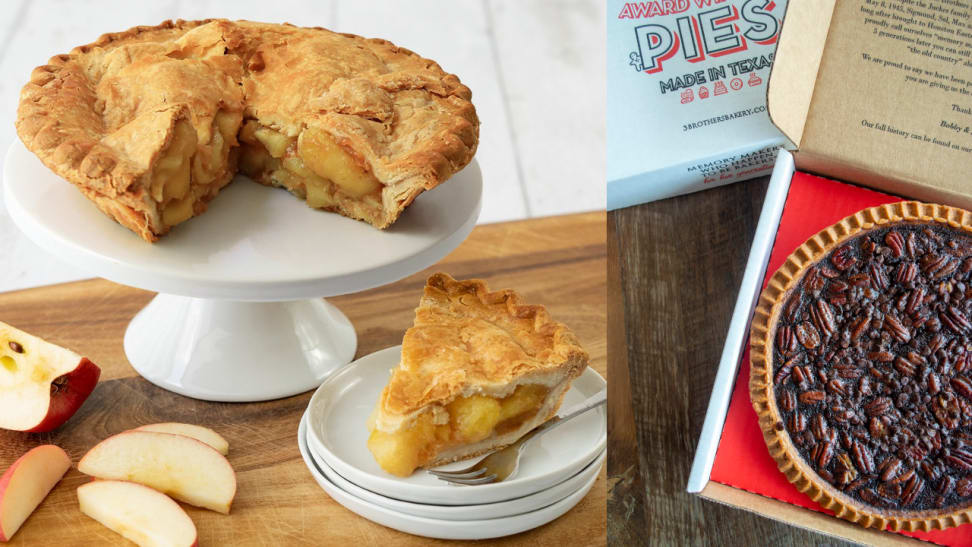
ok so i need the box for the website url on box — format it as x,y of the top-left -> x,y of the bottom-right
682,105 -> 767,132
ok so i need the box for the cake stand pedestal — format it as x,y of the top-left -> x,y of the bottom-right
3,141 -> 481,402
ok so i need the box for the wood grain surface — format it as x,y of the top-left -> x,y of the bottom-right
607,180 -> 856,545
0,212 -> 606,546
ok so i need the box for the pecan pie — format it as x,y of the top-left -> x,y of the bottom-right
366,273 -> 589,477
751,202 -> 972,531
16,20 -> 479,242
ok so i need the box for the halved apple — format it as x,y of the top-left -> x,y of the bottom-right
78,480 -> 198,547
133,423 -> 229,455
0,321 -> 101,432
78,431 -> 236,513
0,445 -> 72,541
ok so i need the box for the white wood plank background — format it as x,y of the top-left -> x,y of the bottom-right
0,0 -> 605,293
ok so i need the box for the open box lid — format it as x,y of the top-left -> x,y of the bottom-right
767,0 -> 972,208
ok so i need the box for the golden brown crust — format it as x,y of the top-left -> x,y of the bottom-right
15,19 -> 479,240
375,272 -> 589,432
750,201 -> 972,531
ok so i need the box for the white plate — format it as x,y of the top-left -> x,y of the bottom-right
297,412 -> 600,540
301,411 -> 604,520
3,141 -> 482,300
306,346 -> 606,505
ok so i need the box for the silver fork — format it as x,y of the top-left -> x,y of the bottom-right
428,389 -> 606,485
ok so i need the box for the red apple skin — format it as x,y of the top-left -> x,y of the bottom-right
0,445 -> 72,541
24,358 -> 101,433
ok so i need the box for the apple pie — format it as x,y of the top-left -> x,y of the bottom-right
367,273 -> 589,477
16,20 -> 479,242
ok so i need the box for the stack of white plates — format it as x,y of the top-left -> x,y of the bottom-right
297,346 -> 607,540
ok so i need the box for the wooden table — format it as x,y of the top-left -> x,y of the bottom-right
0,212 -> 606,546
607,180 -> 856,545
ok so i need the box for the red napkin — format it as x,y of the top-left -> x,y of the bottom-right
709,171 -> 971,546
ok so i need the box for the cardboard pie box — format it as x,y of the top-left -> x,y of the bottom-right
606,0 -> 788,210
688,0 -> 972,544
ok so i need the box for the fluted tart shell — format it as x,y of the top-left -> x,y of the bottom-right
750,201 -> 972,532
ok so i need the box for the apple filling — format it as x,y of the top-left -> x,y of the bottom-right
191,110 -> 239,187
152,112 -> 240,229
368,384 -> 549,477
237,121 -> 382,212
151,119 -> 197,227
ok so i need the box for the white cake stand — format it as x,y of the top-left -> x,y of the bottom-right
2,141 -> 481,402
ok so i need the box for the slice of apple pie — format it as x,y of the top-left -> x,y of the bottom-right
367,273 -> 589,477
16,20 -> 479,242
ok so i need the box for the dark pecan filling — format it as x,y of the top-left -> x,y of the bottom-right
773,221 -> 972,512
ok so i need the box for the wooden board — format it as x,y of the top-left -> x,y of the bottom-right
608,179 -> 858,545
0,212 -> 606,546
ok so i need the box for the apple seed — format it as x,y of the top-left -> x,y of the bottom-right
50,376 -> 68,395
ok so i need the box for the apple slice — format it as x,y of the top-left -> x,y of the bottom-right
78,480 -> 198,547
78,431 -> 236,513
133,423 -> 229,455
0,445 -> 72,541
0,321 -> 100,432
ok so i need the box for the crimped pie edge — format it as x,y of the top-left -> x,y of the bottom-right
374,271 -> 590,433
749,201 -> 972,532
425,271 -> 591,372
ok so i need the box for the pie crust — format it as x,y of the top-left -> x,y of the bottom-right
751,201 -> 972,531
16,20 -> 479,242
367,272 -> 589,476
